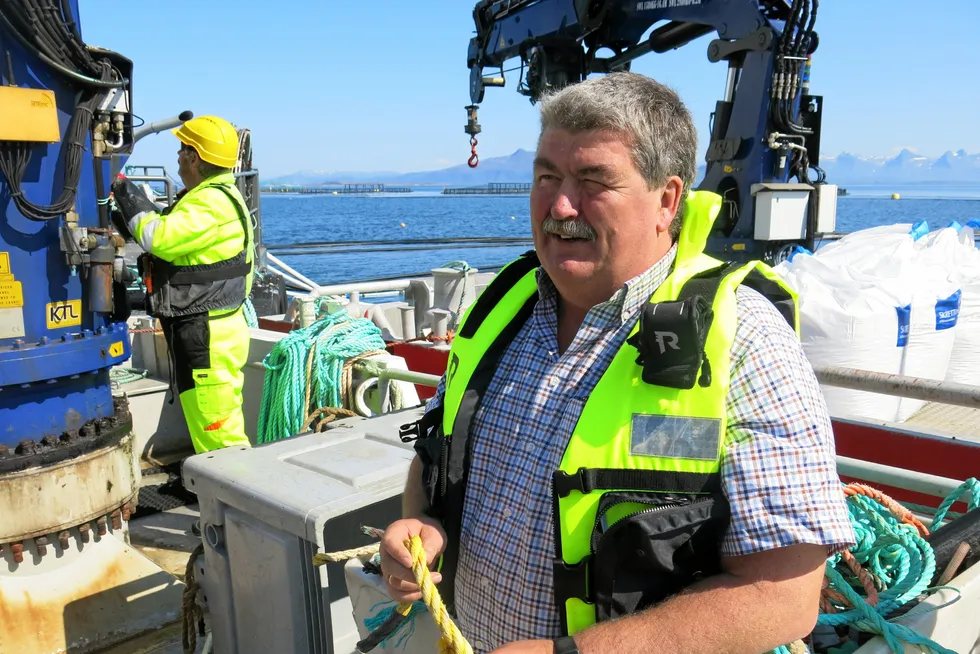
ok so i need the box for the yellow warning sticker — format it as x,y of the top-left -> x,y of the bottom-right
108,341 -> 125,357
0,252 -> 24,308
46,299 -> 82,329
0,280 -> 23,308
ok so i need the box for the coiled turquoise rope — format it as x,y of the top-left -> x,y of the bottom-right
243,297 -> 258,328
256,304 -> 386,443
773,477 -> 980,654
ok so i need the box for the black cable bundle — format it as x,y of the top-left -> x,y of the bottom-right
769,0 -> 818,136
0,0 -> 127,222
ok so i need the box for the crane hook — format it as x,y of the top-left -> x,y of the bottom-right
468,136 -> 479,168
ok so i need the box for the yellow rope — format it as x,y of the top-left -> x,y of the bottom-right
404,534 -> 473,654
311,542 -> 380,565
312,533 -> 472,653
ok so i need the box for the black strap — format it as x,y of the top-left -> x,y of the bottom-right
552,557 -> 591,614
166,259 -> 251,285
677,261 -> 797,331
209,184 -> 252,253
152,184 -> 252,286
552,636 -> 581,654
552,467 -> 721,498
673,261 -> 739,332
438,293 -> 538,615
458,250 -> 539,339
741,268 -> 796,329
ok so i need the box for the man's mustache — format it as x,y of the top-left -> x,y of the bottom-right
542,216 -> 596,240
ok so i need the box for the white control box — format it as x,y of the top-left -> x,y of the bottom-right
816,183 -> 838,234
752,182 -> 812,241
752,182 -> 840,241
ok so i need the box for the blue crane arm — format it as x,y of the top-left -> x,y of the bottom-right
465,0 -> 830,263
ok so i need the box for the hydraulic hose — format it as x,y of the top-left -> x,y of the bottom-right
0,8 -> 124,88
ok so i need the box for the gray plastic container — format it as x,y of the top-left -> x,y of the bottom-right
183,406 -> 425,654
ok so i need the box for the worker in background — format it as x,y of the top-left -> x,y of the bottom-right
380,72 -> 855,654
110,115 -> 253,456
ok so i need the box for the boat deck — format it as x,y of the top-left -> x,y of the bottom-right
905,402 -> 980,441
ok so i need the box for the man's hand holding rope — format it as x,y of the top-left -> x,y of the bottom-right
380,517 -> 447,602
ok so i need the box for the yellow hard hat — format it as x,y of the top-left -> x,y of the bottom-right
172,115 -> 239,168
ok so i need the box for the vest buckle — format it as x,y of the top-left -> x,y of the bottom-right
400,406 -> 443,443
553,468 -> 593,498
398,422 -> 421,443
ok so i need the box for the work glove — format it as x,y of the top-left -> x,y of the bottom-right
110,174 -> 158,238
109,203 -> 134,241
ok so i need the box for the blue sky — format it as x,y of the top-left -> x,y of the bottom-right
78,0 -> 979,178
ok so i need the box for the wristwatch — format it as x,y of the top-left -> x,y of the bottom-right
553,636 -> 580,654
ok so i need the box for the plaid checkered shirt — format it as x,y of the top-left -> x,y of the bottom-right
424,244 -> 855,652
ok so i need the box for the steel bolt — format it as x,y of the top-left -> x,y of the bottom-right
58,531 -> 70,550
15,439 -> 36,455
95,418 -> 111,434
35,536 -> 48,557
96,516 -> 107,536
79,523 -> 91,543
11,339 -> 23,349
110,509 -> 122,530
37,336 -> 48,346
10,542 -> 24,564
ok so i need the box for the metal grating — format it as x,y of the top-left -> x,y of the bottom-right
300,537 -> 328,654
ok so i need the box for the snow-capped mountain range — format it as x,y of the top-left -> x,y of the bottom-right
264,148 -> 980,187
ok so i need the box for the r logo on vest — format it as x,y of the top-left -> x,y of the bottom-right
628,297 -> 713,389
653,330 -> 680,354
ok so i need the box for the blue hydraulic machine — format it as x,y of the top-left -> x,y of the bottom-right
0,2 -> 191,651
0,0 -> 134,459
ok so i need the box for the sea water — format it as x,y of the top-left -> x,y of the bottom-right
261,186 -> 980,286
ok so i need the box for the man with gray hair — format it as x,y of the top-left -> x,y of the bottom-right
381,72 -> 854,653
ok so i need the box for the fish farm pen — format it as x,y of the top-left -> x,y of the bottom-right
442,182 -> 532,195
261,184 -> 414,194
